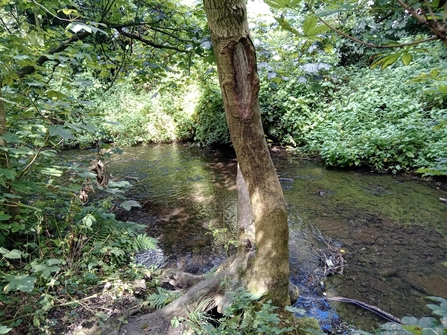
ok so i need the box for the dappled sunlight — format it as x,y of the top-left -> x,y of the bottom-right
109,144 -> 447,328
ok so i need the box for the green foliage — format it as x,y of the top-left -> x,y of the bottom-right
172,287 -> 294,335
357,297 -> 447,335
146,287 -> 181,310
192,79 -> 230,146
259,46 -> 447,172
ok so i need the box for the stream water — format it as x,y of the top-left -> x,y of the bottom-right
104,143 -> 447,331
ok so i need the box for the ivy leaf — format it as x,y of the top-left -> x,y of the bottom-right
121,200 -> 142,211
39,293 -> 54,312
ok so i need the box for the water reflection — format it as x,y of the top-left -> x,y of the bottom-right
107,144 -> 447,331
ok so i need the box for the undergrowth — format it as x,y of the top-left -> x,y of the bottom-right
0,149 -> 158,334
171,286 -> 309,335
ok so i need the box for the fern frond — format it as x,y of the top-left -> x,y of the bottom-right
147,287 -> 181,309
132,234 -> 157,252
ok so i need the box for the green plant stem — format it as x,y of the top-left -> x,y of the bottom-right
16,133 -> 50,181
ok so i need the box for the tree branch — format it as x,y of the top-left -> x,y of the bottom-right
115,27 -> 190,52
396,0 -> 447,46
17,31 -> 91,77
319,16 -> 438,48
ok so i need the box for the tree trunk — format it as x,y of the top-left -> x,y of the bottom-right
0,86 -> 7,168
120,3 -> 291,333
203,0 -> 290,306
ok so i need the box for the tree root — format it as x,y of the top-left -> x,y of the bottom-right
119,252 -> 300,335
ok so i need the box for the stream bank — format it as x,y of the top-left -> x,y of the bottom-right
109,143 -> 447,331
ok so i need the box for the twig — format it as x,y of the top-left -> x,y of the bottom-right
16,133 -> 50,180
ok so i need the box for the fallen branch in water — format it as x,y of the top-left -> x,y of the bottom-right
326,296 -> 402,324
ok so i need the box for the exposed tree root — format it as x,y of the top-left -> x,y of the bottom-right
119,252 -> 300,335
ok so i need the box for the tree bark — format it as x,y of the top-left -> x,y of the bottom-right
0,86 -> 8,168
120,3 -> 292,333
203,0 -> 290,306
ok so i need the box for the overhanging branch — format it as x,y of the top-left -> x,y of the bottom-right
319,16 -> 438,48
115,27 -> 190,53
17,31 -> 91,77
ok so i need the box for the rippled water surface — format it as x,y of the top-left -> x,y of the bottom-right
105,143 -> 447,330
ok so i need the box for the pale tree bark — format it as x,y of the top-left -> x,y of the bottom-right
203,0 -> 290,306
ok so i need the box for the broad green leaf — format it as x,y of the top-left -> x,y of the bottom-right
96,311 -> 109,321
402,325 -> 422,335
13,55 -> 30,60
40,167 -> 63,177
47,259 -> 62,266
10,223 -> 25,233
31,264 -> 47,272
82,214 -> 96,228
371,53 -> 400,70
0,213 -> 12,221
108,181 -> 132,188
264,0 -> 300,9
401,52 -> 413,65
39,293 -> 54,312
380,53 -> 400,70
274,17 -> 301,36
121,200 -> 142,211
0,248 -> 26,259
285,306 -> 306,314
58,8 -> 80,16
66,22 -> 108,36
303,16 -> 318,35
46,90 -> 67,99
402,316 -> 419,325
0,132 -> 22,143
49,125 -> 75,140
309,24 -> 330,35
0,325 -> 12,334
3,275 -> 36,293
0,168 -> 17,181
42,266 -> 61,279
